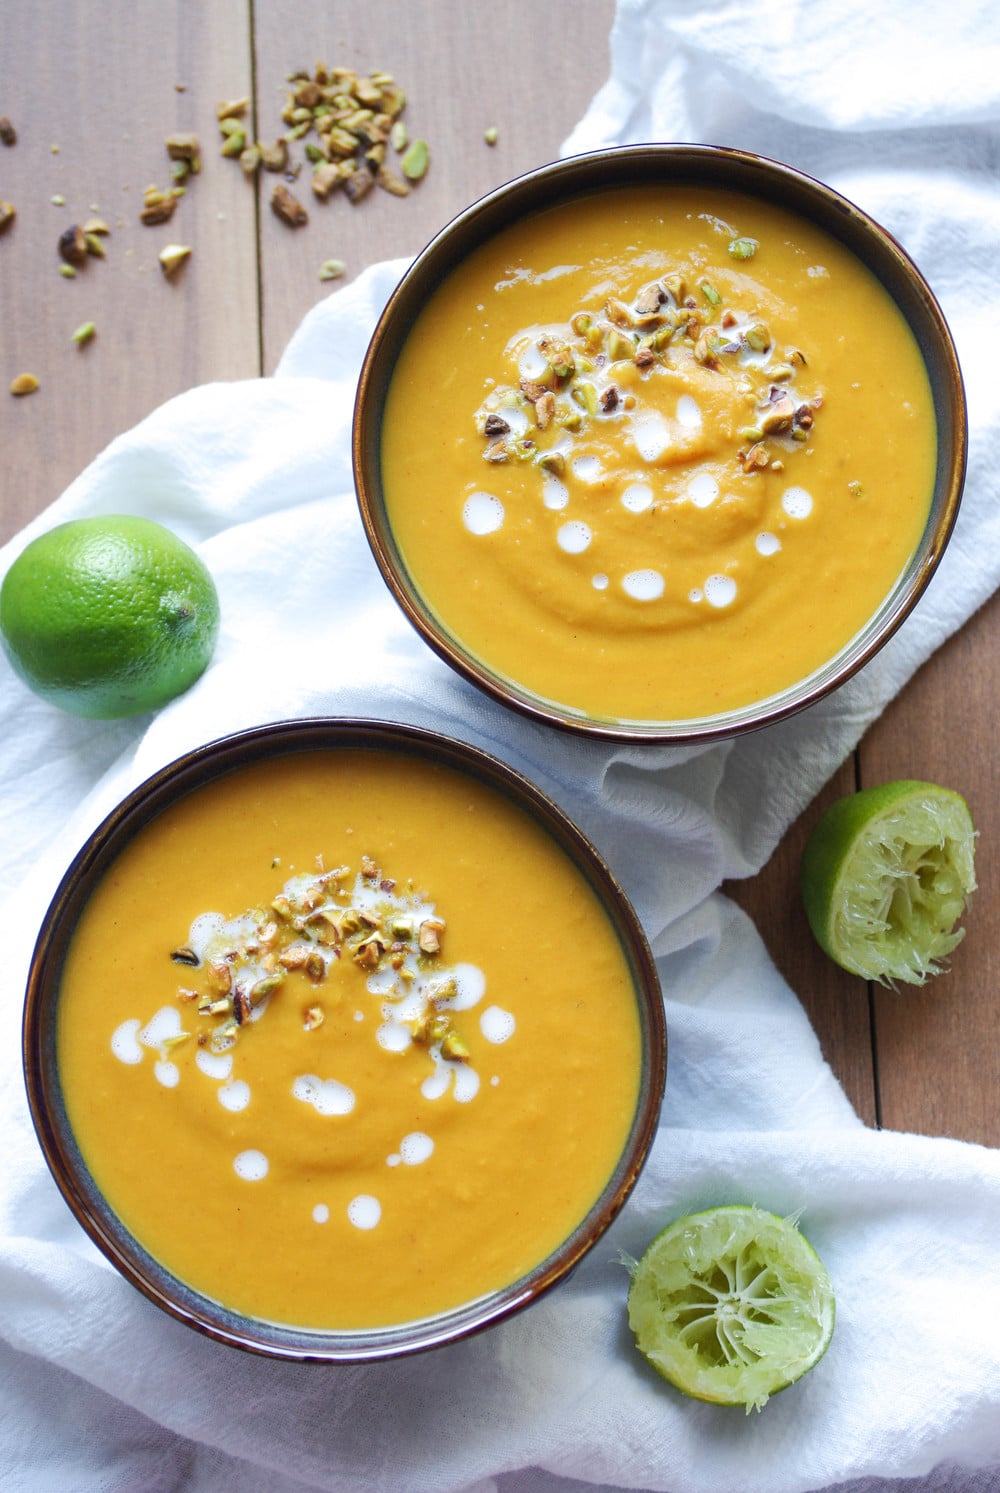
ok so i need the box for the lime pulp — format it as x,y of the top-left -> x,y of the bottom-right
627,1204 -> 835,1412
800,780 -> 976,986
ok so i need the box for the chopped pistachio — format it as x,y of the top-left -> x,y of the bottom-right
484,125 -> 499,146
50,193 -> 66,207
240,144 -> 261,177
216,97 -> 249,120
84,233 -> 105,258
319,257 -> 346,281
58,224 -> 88,264
400,138 -> 429,182
699,279 -> 722,307
139,193 -> 177,226
71,321 -> 96,345
0,201 -> 15,234
375,165 -> 409,197
59,263 -> 76,278
848,480 -> 865,498
165,131 -> 201,161
440,1029 -> 470,1061
170,158 -> 190,181
311,162 -> 342,200
9,373 -> 39,396
259,138 -> 289,172
220,130 -> 246,158
218,116 -> 245,137
389,119 -> 408,152
270,182 -> 308,226
303,1004 -> 324,1031
158,243 -> 192,276
728,236 -> 758,260
83,216 -> 110,236
343,165 -> 374,203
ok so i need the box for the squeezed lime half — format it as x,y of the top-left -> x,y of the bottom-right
627,1204 -> 835,1412
801,779 -> 976,985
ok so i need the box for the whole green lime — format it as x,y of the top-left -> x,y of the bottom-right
0,514 -> 220,719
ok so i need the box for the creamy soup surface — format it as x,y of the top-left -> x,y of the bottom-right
381,185 -> 936,722
57,749 -> 643,1330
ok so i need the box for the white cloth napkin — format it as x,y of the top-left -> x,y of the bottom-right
2,2 -> 1000,1489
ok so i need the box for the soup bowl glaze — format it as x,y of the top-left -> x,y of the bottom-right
354,144 -> 966,743
23,719 -> 665,1361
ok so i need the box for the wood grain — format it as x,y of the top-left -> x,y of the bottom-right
862,589 -> 1000,1146
0,0 -> 259,545
252,0 -> 616,369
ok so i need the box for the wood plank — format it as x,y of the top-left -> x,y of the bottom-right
727,758 -> 879,1127
252,0 -> 616,371
0,0 -> 259,546
860,588 -> 1000,1147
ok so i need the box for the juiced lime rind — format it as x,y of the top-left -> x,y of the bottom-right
627,1204 -> 835,1413
801,780 -> 976,986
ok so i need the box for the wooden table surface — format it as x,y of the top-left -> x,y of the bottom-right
2,2 -> 996,1147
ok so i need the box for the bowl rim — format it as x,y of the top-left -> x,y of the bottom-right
22,716 -> 666,1362
353,142 -> 968,744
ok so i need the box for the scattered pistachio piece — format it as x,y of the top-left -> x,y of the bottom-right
10,373 -> 39,396
0,201 -> 15,234
258,138 -> 288,172
699,279 -> 722,307
165,132 -> 201,163
343,165 -> 374,203
72,320 -> 96,346
0,117 -> 16,146
389,119 -> 408,152
84,233 -> 105,259
50,193 -> 66,207
216,97 -> 249,120
158,242 -> 192,276
319,257 -> 346,281
58,224 -> 88,264
484,125 -> 499,146
240,144 -> 261,177
400,138 -> 429,181
220,130 -> 246,158
83,216 -> 110,236
139,191 -> 178,226
271,182 -> 308,226
375,165 -> 409,197
59,263 -> 76,278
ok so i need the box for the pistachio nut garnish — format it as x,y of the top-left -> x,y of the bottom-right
270,182 -> 308,226
58,224 -> 88,265
173,854 -> 478,1067
158,243 -> 192,276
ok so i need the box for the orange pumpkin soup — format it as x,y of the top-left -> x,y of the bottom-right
381,185 -> 936,722
56,748 -> 644,1329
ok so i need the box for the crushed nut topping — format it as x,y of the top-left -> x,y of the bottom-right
171,857 -> 479,1069
474,238 -> 824,477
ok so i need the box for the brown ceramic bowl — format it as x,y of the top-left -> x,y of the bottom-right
22,719 -> 665,1361
354,144 -> 966,743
